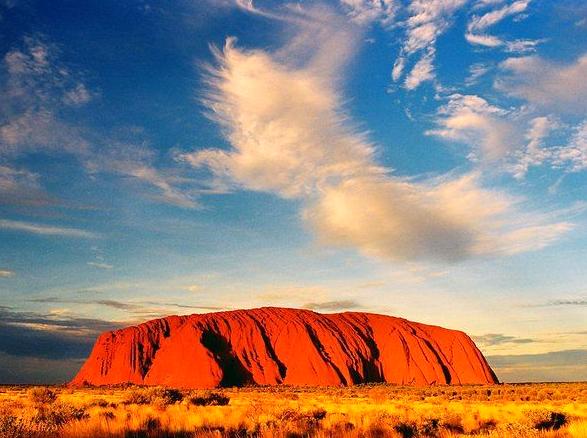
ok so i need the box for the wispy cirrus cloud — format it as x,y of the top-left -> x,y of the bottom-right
0,219 -> 97,238
87,261 -> 113,270
340,0 -> 397,26
546,298 -> 587,306
0,36 -> 91,157
85,141 -> 200,209
466,0 -> 540,53
428,91 -> 587,180
473,333 -> 537,347
465,63 -> 491,86
0,165 -> 52,207
0,36 -> 200,210
183,5 -> 571,263
391,0 -> 468,89
404,47 -> 435,90
551,121 -> 587,172
28,296 -> 226,316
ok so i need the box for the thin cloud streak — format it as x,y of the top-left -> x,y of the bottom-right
28,296 -> 226,315
303,299 -> 362,311
87,262 -> 114,270
473,333 -> 537,347
547,299 -> 587,306
0,269 -> 15,278
0,219 -> 97,238
466,0 -> 538,52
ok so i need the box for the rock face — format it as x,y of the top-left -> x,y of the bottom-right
71,307 -> 498,388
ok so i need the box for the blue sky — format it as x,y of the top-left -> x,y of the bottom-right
1,0 -> 586,383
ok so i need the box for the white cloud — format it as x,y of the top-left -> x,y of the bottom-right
86,141 -> 199,209
468,0 -> 530,32
391,0 -> 468,88
0,269 -> 15,278
63,84 -> 94,106
340,0 -> 397,26
465,62 -> 491,86
2,37 -> 95,110
466,0 -> 535,51
87,262 -> 113,270
404,47 -> 435,90
427,94 -> 520,161
0,165 -> 50,206
304,175 -> 481,262
0,37 -> 90,157
465,32 -> 503,47
504,38 -> 543,53
0,219 -> 96,238
427,96 -> 587,179
473,0 -> 508,7
186,12 -> 377,198
507,116 -> 558,179
551,120 -> 587,172
0,109 -> 88,157
430,96 -> 587,179
391,55 -> 405,81
185,7 -> 569,263
232,0 -> 285,19
306,173 -> 571,261
404,0 -> 468,54
496,53 -> 587,113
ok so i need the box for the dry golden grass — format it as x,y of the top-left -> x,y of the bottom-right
0,383 -> 586,437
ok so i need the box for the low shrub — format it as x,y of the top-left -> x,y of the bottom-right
274,407 -> 328,434
33,403 -> 88,431
0,415 -> 27,438
141,416 -> 161,431
440,412 -> 464,434
91,398 -> 109,408
535,411 -> 567,431
418,417 -> 440,436
394,421 -> 418,438
189,391 -> 230,406
123,387 -> 184,406
28,387 -> 57,405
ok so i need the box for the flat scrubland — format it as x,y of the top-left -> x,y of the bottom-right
1,383 -> 586,437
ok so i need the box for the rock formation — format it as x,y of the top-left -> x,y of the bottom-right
71,307 -> 498,388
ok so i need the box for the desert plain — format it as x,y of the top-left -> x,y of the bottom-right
1,382 -> 586,437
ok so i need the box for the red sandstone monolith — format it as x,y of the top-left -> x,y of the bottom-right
71,307 -> 498,388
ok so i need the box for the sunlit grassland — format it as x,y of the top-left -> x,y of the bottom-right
1,383 -> 586,437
